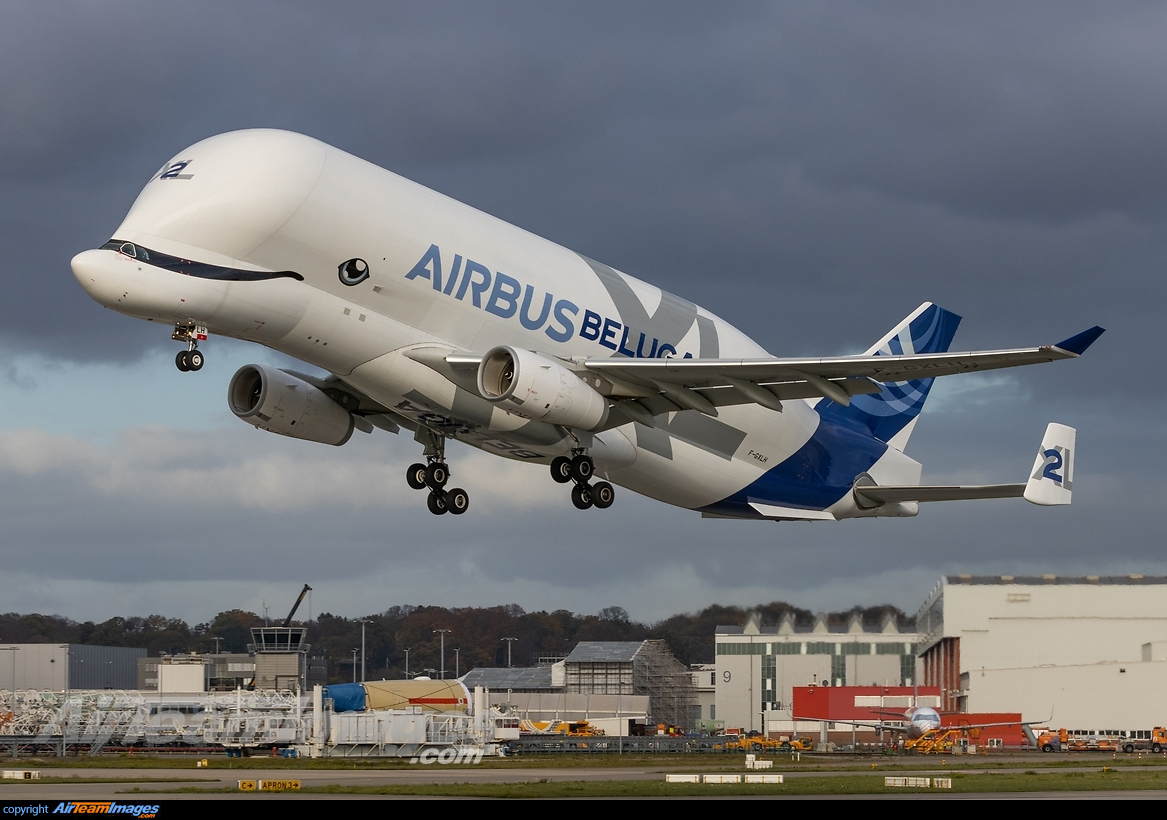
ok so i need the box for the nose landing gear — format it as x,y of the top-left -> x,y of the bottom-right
552,450 -> 614,511
173,322 -> 207,372
407,428 -> 469,516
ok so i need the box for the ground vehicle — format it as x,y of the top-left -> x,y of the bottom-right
1036,728 -> 1147,753
1119,727 -> 1166,753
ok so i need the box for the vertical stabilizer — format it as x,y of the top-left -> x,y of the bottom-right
816,303 -> 962,448
1024,423 -> 1075,505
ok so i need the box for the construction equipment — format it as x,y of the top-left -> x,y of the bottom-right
283,584 -> 312,627
519,719 -> 605,737
715,734 -> 801,753
905,728 -> 959,754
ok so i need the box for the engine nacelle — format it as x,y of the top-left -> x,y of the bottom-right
228,364 -> 354,446
477,346 -> 609,431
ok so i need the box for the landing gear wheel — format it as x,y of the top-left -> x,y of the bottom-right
571,484 -> 593,510
550,456 -> 573,484
445,488 -> 469,515
426,491 -> 448,515
591,481 -> 615,509
175,350 -> 190,372
569,454 -> 594,484
187,349 -> 204,371
425,462 -> 449,490
406,463 -> 428,490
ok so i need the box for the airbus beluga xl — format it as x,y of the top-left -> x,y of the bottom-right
71,130 -> 1102,518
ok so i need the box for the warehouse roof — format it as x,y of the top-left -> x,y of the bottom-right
564,642 -> 645,663
460,667 -> 554,689
945,574 -> 1167,586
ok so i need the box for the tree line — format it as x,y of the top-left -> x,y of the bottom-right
0,602 -> 914,684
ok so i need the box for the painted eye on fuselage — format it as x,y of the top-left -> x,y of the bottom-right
338,258 -> 370,286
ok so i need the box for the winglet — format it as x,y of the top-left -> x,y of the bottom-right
1053,326 -> 1105,355
1024,423 -> 1075,506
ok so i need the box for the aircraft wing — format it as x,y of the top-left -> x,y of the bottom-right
793,716 -> 909,733
580,326 -> 1105,416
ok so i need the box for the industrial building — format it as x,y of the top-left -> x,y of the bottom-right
0,644 -> 144,691
917,574 -> 1167,731
715,611 -> 921,734
461,640 -> 695,733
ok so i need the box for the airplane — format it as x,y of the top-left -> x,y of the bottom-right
70,129 -> 1103,518
796,696 -> 1049,740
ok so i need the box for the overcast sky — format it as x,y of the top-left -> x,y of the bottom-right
0,2 -> 1162,627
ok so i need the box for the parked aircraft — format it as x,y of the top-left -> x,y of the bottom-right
71,130 -> 1102,517
797,700 -> 1047,740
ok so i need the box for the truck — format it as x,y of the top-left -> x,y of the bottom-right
1034,727 -> 1163,753
1118,727 -> 1166,754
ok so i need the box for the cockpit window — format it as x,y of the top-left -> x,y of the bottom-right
98,238 -> 304,282
100,240 -> 149,261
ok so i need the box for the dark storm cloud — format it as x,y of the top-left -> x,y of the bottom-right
5,2 -> 1162,362
0,2 -> 1162,618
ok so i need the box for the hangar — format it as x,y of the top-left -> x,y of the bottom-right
917,575 -> 1167,731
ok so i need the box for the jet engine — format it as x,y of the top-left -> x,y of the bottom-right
477,346 -> 609,431
228,364 -> 354,446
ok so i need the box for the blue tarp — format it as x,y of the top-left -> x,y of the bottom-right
323,683 -> 366,713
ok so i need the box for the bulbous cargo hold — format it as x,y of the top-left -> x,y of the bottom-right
477,346 -> 608,431
322,679 -> 472,714
228,364 -> 355,446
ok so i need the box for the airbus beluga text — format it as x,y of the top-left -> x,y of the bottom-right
71,130 -> 1102,519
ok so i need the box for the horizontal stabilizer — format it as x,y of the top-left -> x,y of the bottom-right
854,483 -> 1024,505
852,423 -> 1076,508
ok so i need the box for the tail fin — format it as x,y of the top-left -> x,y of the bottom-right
1024,423 -> 1075,506
816,302 -> 962,448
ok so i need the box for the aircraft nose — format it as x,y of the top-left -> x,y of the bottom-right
71,248 -> 128,307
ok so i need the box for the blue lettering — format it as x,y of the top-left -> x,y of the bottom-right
442,254 -> 462,295
579,310 -> 603,341
658,343 -> 677,358
617,325 -> 637,357
546,299 -> 578,342
599,318 -> 621,350
519,285 -> 553,330
455,260 -> 492,307
636,332 -> 658,358
405,244 -> 441,284
1041,448 -> 1064,482
485,272 -> 522,319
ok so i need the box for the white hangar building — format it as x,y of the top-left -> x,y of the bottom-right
917,575 -> 1167,732
715,612 -> 922,734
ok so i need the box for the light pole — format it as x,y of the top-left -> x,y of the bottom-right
0,647 -> 18,692
404,648 -> 410,679
360,620 -> 369,683
351,649 -> 359,683
433,630 -> 450,679
502,637 -> 518,668
211,636 -> 223,654
454,648 -> 460,679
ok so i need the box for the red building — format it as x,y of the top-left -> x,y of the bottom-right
789,685 -> 1026,748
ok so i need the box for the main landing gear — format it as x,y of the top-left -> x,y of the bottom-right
173,322 -> 207,372
407,429 -> 469,516
551,450 -> 614,511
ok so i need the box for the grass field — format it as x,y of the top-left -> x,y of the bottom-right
112,769 -> 1167,797
4,751 -> 1166,771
